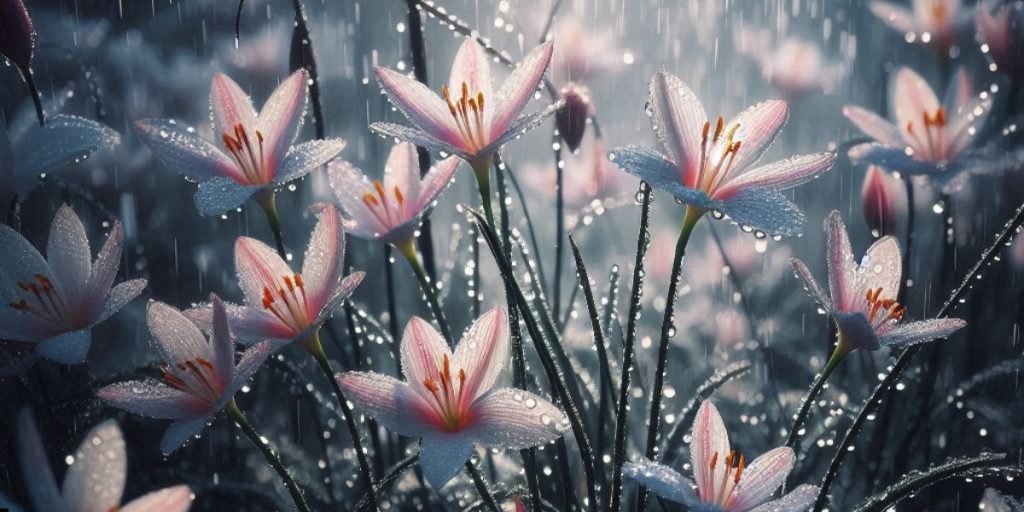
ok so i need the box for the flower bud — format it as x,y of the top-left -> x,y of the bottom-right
555,83 -> 592,153
0,0 -> 35,79
977,1 -> 1024,84
861,166 -> 907,237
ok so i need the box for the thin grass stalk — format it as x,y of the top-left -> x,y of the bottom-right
852,453 -> 1008,512
506,162 -> 549,294
553,135 -> 565,324
354,454 -> 421,510
288,0 -> 325,139
465,460 -> 501,512
396,239 -> 453,344
226,400 -> 312,512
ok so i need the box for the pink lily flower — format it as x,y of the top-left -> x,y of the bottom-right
98,295 -> 272,454
610,72 -> 836,236
843,67 -> 991,192
135,69 -> 346,216
977,0 -> 1024,84
12,410 -> 192,512
624,400 -> 817,511
870,0 -> 971,52
371,38 -> 559,174
0,205 -> 146,368
228,204 -> 364,346
326,142 -> 460,245
790,211 -> 965,354
337,308 -> 569,488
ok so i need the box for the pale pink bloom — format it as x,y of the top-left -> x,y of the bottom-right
337,308 -> 568,488
326,142 -> 459,244
610,72 -> 836,236
977,0 -> 1024,84
372,38 -> 560,171
228,204 -> 364,345
790,211 -> 965,352
98,295 -> 272,454
844,67 -> 991,190
870,0 -> 972,52
737,32 -> 844,99
12,410 -> 192,512
861,165 -> 908,237
522,136 -> 636,207
624,400 -> 816,511
135,69 -> 346,215
0,205 -> 146,368
549,17 -> 623,85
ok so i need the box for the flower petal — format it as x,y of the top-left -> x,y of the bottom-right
327,159 -> 385,239
384,141 -> 423,202
369,122 -> 465,160
731,446 -> 795,510
87,220 -> 124,308
11,115 -> 120,190
728,100 -> 789,172
892,67 -> 940,136
209,294 -> 234,386
16,410 -> 63,512
147,300 -> 211,364
419,433 -> 475,488
308,271 -> 365,334
608,145 -> 682,194
209,73 -> 257,139
467,388 -> 567,449
0,222 -> 50,289
235,236 -> 291,306
877,318 -> 966,348
92,278 -> 147,326
274,137 -> 347,185
193,177 -> 261,217
228,303 -> 295,343
302,204 -> 345,311
835,311 -> 881,351
400,316 -> 454,401
490,41 -> 553,139
860,235 -> 902,299
337,371 -> 437,436
222,341 -> 273,401
36,329 -> 91,364
842,105 -> 905,148
415,155 -> 461,212
647,72 -> 706,184
825,211 -> 856,311
717,152 -> 835,198
717,188 -> 806,237
453,307 -> 509,402
134,119 -> 241,183
790,258 -> 833,312
46,205 -> 92,307
869,1 -> 920,34
160,416 -> 209,456
375,67 -> 461,146
257,69 -> 309,172
119,485 -> 193,512
749,484 -> 819,512
97,380 -> 210,419
847,142 -> 943,176
622,459 -> 701,507
690,400 -> 730,501
62,419 -> 126,512
449,38 -> 494,119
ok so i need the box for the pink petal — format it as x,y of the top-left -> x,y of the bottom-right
419,433 -> 476,488
728,100 -> 789,172
400,316 -> 454,402
134,119 -> 243,184
859,236 -> 902,301
209,73 -> 257,139
256,69 -> 309,178
842,105 -> 905,148
647,72 -> 707,187
274,137 -> 347,185
452,307 -> 509,404
467,388 -> 567,449
690,400 -> 731,502
62,419 -> 126,512
228,304 -> 296,343
716,152 -> 835,198
384,142 -> 423,203
870,1 -> 920,33
877,318 -> 966,348
119,485 -> 193,512
301,204 -> 345,312
234,236 -> 291,307
209,294 -> 234,387
943,68 -> 973,112
891,67 -> 940,139
449,38 -> 493,120
375,67 -> 461,147
97,380 -> 210,419
223,341 -> 274,399
147,301 -> 212,364
92,278 -> 147,326
825,211 -> 856,312
490,41 -> 554,140
731,446 -> 795,510
46,204 -> 92,308
748,484 -> 818,512
415,155 -> 461,212
326,160 -> 388,239
336,371 -> 437,436
790,257 -> 833,312
87,220 -> 124,310
16,410 -> 63,512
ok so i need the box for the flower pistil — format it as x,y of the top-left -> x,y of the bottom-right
442,82 -> 488,153
421,354 -> 470,432
261,273 -> 310,332
695,117 -> 743,195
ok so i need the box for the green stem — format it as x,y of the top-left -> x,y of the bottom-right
256,191 -> 287,260
226,400 -> 312,512
471,157 -> 497,230
784,342 -> 848,449
396,238 -> 453,345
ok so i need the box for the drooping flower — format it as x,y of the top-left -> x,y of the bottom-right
869,0 -> 971,52
976,0 -> 1024,84
843,67 -> 991,192
0,205 -> 146,369
371,38 -> 559,176
326,142 -> 459,246
861,165 -> 908,237
227,204 -> 364,347
624,400 -> 817,512
11,409 -> 193,511
610,72 -> 836,236
790,210 -> 965,354
555,83 -> 592,152
97,295 -> 273,455
0,0 -> 44,125
135,69 -> 346,216
337,308 -> 569,488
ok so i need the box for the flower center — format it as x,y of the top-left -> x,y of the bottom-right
8,274 -> 82,330
703,450 -> 747,508
865,287 -> 906,329
362,179 -> 407,231
421,354 -> 470,432
904,108 -> 947,160
261,273 -> 311,334
442,82 -> 488,153
222,123 -> 269,185
694,116 -> 743,196
930,1 -> 950,28
161,357 -> 222,406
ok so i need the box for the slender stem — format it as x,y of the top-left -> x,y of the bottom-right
396,239 -> 453,344
610,183 -> 653,512
355,454 -> 420,510
289,0 -> 325,139
234,0 -> 245,44
506,162 -> 548,301
784,344 -> 847,449
403,0 -> 437,279
635,206 -> 703,511
465,460 -> 500,512
303,332 -> 377,506
471,158 -> 497,230
553,139 -> 564,322
383,245 -> 400,343
25,73 -> 45,127
255,192 -> 287,260
898,176 -> 915,303
226,400 -> 312,512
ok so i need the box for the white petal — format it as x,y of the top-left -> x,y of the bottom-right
717,188 -> 806,237
717,152 -> 835,197
877,318 -> 966,349
400,316 -> 454,400
336,371 -> 436,437
209,73 -> 257,139
825,211 -> 856,312
234,236 -> 292,307
63,420 -> 126,512
748,484 -> 819,512
859,236 -> 902,300
301,204 -> 345,312
209,294 -> 235,386
161,416 -> 210,455
369,122 -> 466,160
12,115 -> 120,188
36,329 -> 92,364
842,105 -> 905,148
119,485 -> 194,512
790,258 -> 833,312
147,301 -> 212,364
731,446 -> 795,510
257,69 -> 309,171
891,67 -> 940,137
375,68 -> 461,147
97,380 -> 210,419
728,100 -> 789,172
608,145 -> 683,193
92,279 -> 147,326
46,205 -> 92,307
490,41 -> 553,139
690,401 -> 730,501
193,177 -> 261,217
622,459 -> 700,507
274,138 -> 347,185
419,433 -> 475,489
134,119 -> 240,183
452,307 -> 509,402
87,221 -> 124,309
16,410 -> 63,512
384,142 -> 423,202
467,388 -> 568,449
647,72 -> 706,181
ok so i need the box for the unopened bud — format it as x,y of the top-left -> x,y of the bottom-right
0,0 -> 42,125
861,166 -> 907,237
556,83 -> 592,153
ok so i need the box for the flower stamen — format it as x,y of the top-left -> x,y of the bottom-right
222,123 -> 268,185
162,356 -> 221,405
260,273 -> 310,334
420,354 -> 470,432
865,287 -> 906,327
442,82 -> 488,153
7,274 -> 79,329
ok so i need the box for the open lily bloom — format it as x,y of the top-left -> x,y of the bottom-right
624,401 -> 817,512
870,0 -> 970,52
977,0 -> 1024,84
843,67 -> 991,191
327,141 -> 459,245
371,38 -> 559,173
13,410 -> 192,512
0,205 -> 146,369
135,69 -> 347,216
337,308 -> 569,488
98,295 -> 272,454
790,211 -> 965,353
609,72 -> 836,236
229,204 -> 364,345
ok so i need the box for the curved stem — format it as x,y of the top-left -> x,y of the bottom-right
465,460 -> 500,512
553,139 -> 564,323
471,158 -> 496,230
255,192 -> 287,260
897,176 -> 915,302
785,344 -> 847,449
226,400 -> 312,512
396,239 -> 453,345
25,73 -> 45,127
